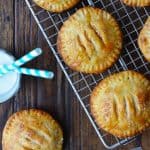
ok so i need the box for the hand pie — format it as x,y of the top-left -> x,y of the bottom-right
122,0 -> 150,6
57,7 -> 122,74
90,71 -> 150,138
2,109 -> 63,150
33,0 -> 80,12
138,17 -> 150,62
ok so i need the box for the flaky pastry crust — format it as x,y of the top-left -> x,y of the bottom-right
90,71 -> 150,138
57,7 -> 122,74
33,0 -> 80,12
2,109 -> 63,150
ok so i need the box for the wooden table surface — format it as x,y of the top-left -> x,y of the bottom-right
0,0 -> 150,150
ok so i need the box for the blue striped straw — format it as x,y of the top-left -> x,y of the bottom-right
0,48 -> 42,76
15,68 -> 54,79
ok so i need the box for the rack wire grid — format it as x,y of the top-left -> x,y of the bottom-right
25,0 -> 150,149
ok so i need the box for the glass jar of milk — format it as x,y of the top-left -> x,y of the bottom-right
0,49 -> 21,103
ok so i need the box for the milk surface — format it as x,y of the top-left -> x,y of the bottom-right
0,50 -> 20,102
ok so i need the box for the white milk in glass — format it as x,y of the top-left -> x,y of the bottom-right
0,49 -> 20,103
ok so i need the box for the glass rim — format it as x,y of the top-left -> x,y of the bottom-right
0,49 -> 21,103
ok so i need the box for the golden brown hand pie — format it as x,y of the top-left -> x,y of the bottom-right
122,0 -> 150,6
2,109 -> 63,150
90,71 -> 150,138
57,7 -> 122,74
33,0 -> 80,12
138,17 -> 150,62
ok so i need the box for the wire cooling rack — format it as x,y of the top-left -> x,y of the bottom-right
25,0 -> 150,149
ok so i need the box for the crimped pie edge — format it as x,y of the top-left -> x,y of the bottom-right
33,0 -> 80,13
122,0 -> 150,7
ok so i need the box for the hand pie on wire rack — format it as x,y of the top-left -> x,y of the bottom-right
90,71 -> 150,138
33,0 -> 80,12
57,7 -> 123,74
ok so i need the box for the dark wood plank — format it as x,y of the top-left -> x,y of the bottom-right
0,0 -> 150,150
142,129 -> 150,150
0,0 -> 15,148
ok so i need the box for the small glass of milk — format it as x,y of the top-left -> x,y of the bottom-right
0,49 -> 21,103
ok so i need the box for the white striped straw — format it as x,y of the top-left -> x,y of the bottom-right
0,48 -> 42,76
15,68 -> 54,79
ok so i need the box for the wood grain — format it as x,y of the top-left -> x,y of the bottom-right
0,0 -> 149,150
